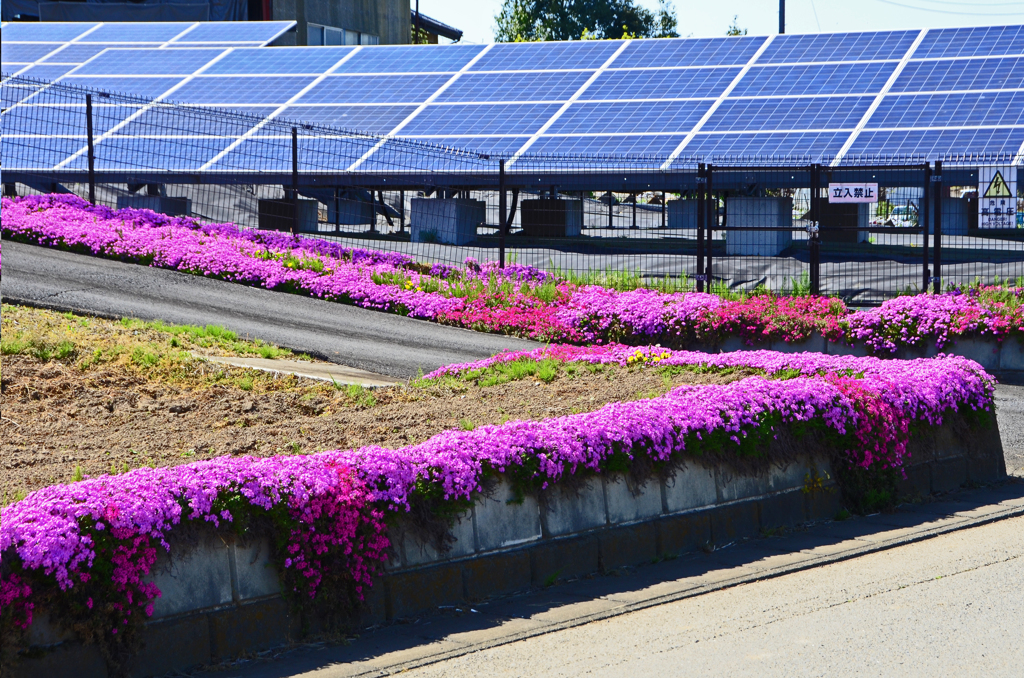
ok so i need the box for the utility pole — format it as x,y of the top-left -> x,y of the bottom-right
779,0 -> 785,34
415,0 -> 421,44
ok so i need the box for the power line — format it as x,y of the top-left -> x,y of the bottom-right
874,0 -> 1024,14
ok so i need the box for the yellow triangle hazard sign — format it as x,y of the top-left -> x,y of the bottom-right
984,171 -> 1012,198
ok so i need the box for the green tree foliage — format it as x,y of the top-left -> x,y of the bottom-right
726,15 -> 748,36
495,0 -> 679,42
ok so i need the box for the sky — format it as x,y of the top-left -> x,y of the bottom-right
419,0 -> 1024,44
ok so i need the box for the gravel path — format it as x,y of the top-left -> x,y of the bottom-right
0,240 -> 539,379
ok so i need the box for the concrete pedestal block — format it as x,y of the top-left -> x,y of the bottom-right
663,464 -> 717,513
666,199 -> 698,229
326,196 -> 374,225
257,198 -> 319,233
541,478 -> 607,537
520,198 -> 583,237
819,202 -> 868,244
825,340 -> 870,357
117,194 -> 191,217
410,198 -> 484,245
474,480 -> 542,551
603,475 -> 663,524
725,197 -> 793,256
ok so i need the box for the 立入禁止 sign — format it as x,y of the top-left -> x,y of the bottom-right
828,183 -> 878,203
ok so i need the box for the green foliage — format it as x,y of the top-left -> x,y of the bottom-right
726,15 -> 747,36
345,383 -> 378,408
494,0 -> 666,42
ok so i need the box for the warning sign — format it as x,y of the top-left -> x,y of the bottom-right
978,166 -> 1018,230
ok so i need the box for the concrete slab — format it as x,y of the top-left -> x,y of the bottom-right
541,479 -> 608,537
147,533 -> 233,619
195,354 -> 402,387
473,480 -> 542,551
603,475 -> 663,524
663,464 -> 718,513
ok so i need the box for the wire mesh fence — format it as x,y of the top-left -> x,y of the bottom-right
3,74 -> 1023,304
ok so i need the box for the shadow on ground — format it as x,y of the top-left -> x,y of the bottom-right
211,479 -> 1024,678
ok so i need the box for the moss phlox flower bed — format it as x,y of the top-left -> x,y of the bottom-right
1,340 -> 995,669
4,194 -> 1023,352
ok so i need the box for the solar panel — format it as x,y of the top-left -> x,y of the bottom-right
0,21 -> 293,76
4,23 -> 1024,176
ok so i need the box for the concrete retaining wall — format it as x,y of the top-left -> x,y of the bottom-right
15,418 -> 1005,678
717,334 -> 1023,375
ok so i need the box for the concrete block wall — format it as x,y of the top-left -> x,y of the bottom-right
716,333 -> 1019,375
16,418 -> 1005,678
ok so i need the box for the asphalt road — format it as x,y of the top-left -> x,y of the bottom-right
0,240 -> 539,379
399,515 -> 1024,678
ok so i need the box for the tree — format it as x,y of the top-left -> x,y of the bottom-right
726,15 -> 747,36
494,0 -> 663,42
656,0 -> 679,39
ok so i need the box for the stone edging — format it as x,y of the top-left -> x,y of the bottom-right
15,417 -> 1006,678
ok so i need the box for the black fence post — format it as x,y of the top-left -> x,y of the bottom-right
706,163 -> 714,290
399,189 -> 406,234
933,160 -> 943,294
498,159 -> 506,269
809,163 -> 821,296
661,191 -> 666,228
922,163 -> 931,291
696,163 -> 706,293
291,127 -> 299,236
85,93 -> 96,204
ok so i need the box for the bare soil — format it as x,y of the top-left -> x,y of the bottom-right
0,354 -> 752,502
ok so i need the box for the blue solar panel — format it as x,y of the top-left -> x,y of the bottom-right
2,104 -> 140,136
614,37 -> 766,68
732,62 -> 897,97
470,41 -> 622,72
333,45 -> 486,74
849,128 -> 1024,158
14,65 -> 77,81
680,132 -> 850,160
119,108 -> 266,137
1,135 -> 90,170
178,23 -> 295,43
892,57 -> 1024,93
393,136 -> 529,156
79,24 -> 195,43
548,101 -> 711,135
278,105 -> 418,134
56,77 -> 186,100
402,103 -> 561,135
438,71 -> 593,102
581,68 -> 740,101
705,96 -> 872,132
3,43 -> 62,64
298,74 -> 452,104
528,134 -> 687,156
94,136 -> 236,171
40,44 -> 134,64
207,135 -> 381,173
72,49 -> 227,75
171,76 -> 317,104
204,47 -> 354,75
359,139 -> 498,173
758,31 -> 917,64
1,23 -> 98,42
869,91 -> 1024,128
915,26 -> 1024,59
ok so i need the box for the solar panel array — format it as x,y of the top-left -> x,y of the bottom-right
0,21 -> 295,83
3,23 -> 1024,175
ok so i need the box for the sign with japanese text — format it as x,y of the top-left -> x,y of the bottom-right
828,183 -> 878,203
978,166 -> 1018,230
